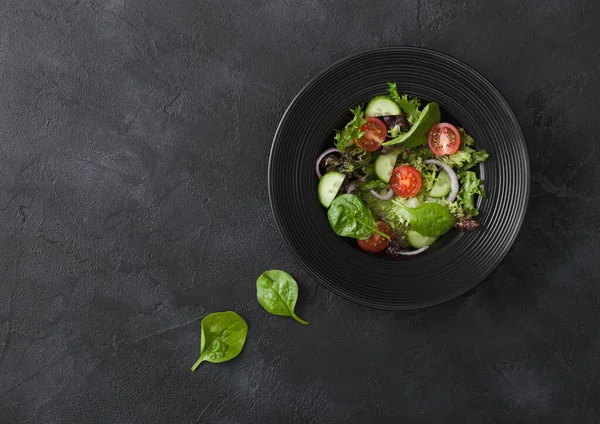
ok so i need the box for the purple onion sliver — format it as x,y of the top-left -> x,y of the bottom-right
369,189 -> 394,201
315,148 -> 341,179
424,159 -> 460,202
398,246 -> 429,256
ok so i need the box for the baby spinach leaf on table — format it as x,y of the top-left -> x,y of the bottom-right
190,311 -> 248,372
403,203 -> 456,237
256,270 -> 309,325
383,103 -> 441,148
327,194 -> 391,240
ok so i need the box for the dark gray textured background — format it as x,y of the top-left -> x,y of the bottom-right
0,0 -> 598,423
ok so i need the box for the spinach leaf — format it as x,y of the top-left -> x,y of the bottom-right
404,203 -> 456,237
191,311 -> 248,371
457,171 -> 485,216
334,106 -> 367,151
327,194 -> 391,240
383,103 -> 441,148
387,82 -> 422,123
256,270 -> 309,325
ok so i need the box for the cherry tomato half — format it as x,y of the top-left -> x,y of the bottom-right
390,166 -> 422,197
428,123 -> 461,156
355,117 -> 386,151
358,221 -> 392,253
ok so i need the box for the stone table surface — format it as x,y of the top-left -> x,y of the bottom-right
1,0 -> 599,423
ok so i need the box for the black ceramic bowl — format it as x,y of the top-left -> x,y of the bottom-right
268,46 -> 529,310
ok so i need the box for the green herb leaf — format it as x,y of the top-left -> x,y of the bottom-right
456,171 -> 485,216
256,270 -> 309,325
327,194 -> 390,240
404,203 -> 456,237
334,106 -> 367,151
191,311 -> 248,372
383,103 -> 441,148
387,82 -> 422,123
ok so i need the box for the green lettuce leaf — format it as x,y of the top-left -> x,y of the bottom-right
387,82 -> 421,123
456,171 -> 485,216
334,106 -> 367,151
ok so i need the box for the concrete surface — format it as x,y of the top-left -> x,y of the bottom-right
0,0 -> 599,422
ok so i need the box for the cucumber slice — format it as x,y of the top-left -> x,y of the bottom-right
318,172 -> 345,207
406,230 -> 438,249
365,96 -> 401,117
375,151 -> 399,183
429,170 -> 451,198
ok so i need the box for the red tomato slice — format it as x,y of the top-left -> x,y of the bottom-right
428,123 -> 461,156
355,135 -> 380,152
390,166 -> 422,197
360,117 -> 387,143
358,221 -> 392,253
355,117 -> 386,151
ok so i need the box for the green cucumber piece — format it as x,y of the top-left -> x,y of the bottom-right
374,151 -> 399,183
318,172 -> 345,208
428,170 -> 451,198
406,230 -> 438,249
365,96 -> 401,117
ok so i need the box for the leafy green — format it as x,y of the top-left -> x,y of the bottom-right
440,150 -> 473,169
387,82 -> 421,123
440,128 -> 489,171
464,150 -> 490,171
460,128 -> 475,147
400,203 -> 456,237
325,146 -> 374,179
327,194 -> 390,240
256,270 -> 309,325
383,103 -> 441,148
191,311 -> 248,371
334,106 -> 367,151
457,171 -> 485,216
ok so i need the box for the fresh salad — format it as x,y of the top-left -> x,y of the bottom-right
316,83 -> 489,257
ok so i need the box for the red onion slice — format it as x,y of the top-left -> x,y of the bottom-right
424,159 -> 460,202
369,188 -> 394,201
398,246 -> 429,256
316,148 -> 341,179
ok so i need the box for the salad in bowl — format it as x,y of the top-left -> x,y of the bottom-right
316,82 -> 489,257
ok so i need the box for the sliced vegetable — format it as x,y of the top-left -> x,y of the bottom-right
256,270 -> 310,325
383,103 -> 441,148
369,188 -> 394,201
390,166 -> 422,197
191,311 -> 248,372
365,96 -> 401,117
318,171 -> 345,207
424,159 -> 460,202
361,117 -> 387,143
375,150 -> 399,183
406,230 -> 437,249
428,123 -> 461,156
358,221 -> 392,252
398,246 -> 429,256
428,169 -> 451,198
